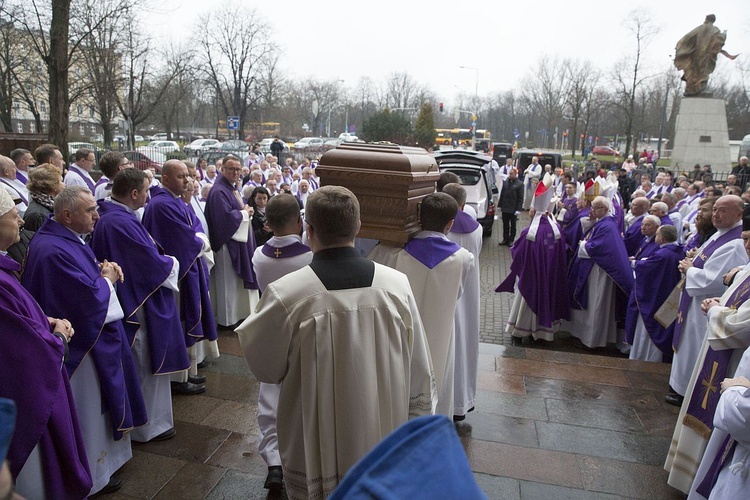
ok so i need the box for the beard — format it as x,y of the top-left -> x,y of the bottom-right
695,214 -> 715,234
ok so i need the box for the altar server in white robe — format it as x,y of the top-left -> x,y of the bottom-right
237,186 -> 435,499
522,157 -> 543,210
249,194 -> 313,492
371,193 -> 474,416
666,223 -> 750,494
668,196 -> 748,407
441,183 -> 483,421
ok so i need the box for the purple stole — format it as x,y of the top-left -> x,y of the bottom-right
404,237 -> 460,269
695,434 -> 737,498
15,170 -> 27,185
683,271 -> 750,439
0,177 -> 27,205
450,210 -> 480,234
308,177 -> 319,190
673,225 -> 744,349
94,175 -> 109,188
67,165 -> 96,193
261,241 -> 311,259
282,175 -> 293,185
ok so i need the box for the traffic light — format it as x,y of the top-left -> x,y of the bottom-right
439,102 -> 444,113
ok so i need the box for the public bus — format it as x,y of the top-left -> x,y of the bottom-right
435,128 -> 491,149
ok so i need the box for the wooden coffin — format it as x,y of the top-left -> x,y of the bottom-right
316,142 -> 439,246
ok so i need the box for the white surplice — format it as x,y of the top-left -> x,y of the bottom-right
211,245 -> 259,327
670,225 -> 748,397
448,223 -> 483,416
563,265 -> 618,348
666,263 -> 750,494
372,232 -> 473,416
251,235 -> 313,468
237,264 -> 436,500
629,314 -> 663,362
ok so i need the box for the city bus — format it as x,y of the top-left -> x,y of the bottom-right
435,128 -> 491,149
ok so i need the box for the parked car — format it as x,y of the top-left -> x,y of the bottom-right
183,138 -> 219,156
137,141 -> 180,156
134,135 -> 144,142
147,133 -> 169,141
198,151 -> 227,166
90,134 -> 104,143
434,150 -> 496,237
124,150 -> 165,173
592,145 -> 620,157
293,137 -> 326,153
67,142 -> 96,156
258,137 -> 291,155
490,142 -> 514,164
216,139 -> 251,157
512,150 -> 563,174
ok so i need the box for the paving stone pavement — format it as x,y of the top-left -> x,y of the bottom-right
109,215 -> 686,499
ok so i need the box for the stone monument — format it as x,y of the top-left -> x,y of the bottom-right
670,15 -> 738,173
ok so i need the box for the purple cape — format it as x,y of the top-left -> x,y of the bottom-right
142,187 -> 218,346
496,217 -> 571,327
404,237 -> 461,269
91,201 -> 190,374
450,210 -> 480,234
569,216 -> 634,315
623,217 -> 644,256
22,217 -> 147,440
625,244 -> 685,358
204,176 -> 257,289
0,255 -> 92,498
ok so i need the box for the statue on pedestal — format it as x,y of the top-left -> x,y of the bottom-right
674,14 -> 739,96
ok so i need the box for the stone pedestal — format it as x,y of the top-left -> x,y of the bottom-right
670,97 -> 732,174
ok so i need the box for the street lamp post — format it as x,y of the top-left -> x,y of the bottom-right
459,65 -> 479,149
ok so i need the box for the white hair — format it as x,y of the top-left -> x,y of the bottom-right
643,214 -> 661,226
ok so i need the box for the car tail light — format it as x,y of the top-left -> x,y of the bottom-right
487,201 -> 495,217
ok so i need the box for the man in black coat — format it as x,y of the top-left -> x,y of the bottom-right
499,168 -> 524,245
617,168 -> 637,210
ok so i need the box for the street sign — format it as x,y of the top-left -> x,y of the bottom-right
227,116 -> 239,131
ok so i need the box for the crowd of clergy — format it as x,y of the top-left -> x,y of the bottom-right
495,156 -> 750,499
0,142 -> 490,499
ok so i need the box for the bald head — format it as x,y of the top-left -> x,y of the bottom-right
161,160 -> 189,196
712,195 -> 744,229
630,197 -> 650,216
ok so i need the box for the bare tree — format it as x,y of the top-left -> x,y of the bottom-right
521,56 -> 569,149
195,1 -> 275,138
565,59 -> 600,155
611,9 -> 660,157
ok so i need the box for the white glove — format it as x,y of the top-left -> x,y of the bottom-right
514,211 -> 521,216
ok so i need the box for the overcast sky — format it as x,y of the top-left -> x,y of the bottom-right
146,0 -> 749,104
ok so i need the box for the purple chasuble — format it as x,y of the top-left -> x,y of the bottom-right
673,225 -> 744,349
450,210 -> 480,234
91,200 -> 190,374
660,214 -> 673,227
204,176 -> 258,289
683,270 -> 750,437
22,217 -> 147,440
633,236 -> 659,260
261,241 -> 311,259
404,237 -> 461,269
625,244 -> 685,358
0,255 -> 92,498
624,217 -> 644,256
67,165 -> 96,193
568,216 -> 634,314
142,187 -> 218,346
496,217 -> 571,327
561,198 -> 578,227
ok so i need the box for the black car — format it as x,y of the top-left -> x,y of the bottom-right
491,142 -> 514,164
434,150 -> 496,237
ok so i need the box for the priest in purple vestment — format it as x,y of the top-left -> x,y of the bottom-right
497,173 -> 571,344
22,186 -> 146,495
624,197 -> 650,256
142,160 -> 217,392
564,194 -> 634,349
91,169 -> 192,440
0,188 -> 92,499
204,155 -> 259,327
626,224 -> 685,362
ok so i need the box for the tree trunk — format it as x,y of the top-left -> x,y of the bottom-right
48,0 -> 71,155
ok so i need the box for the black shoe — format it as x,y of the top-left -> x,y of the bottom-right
150,427 -> 176,442
171,381 -> 206,396
188,374 -> 206,384
196,360 -> 209,369
499,240 -> 509,246
452,414 -> 466,422
665,393 -> 684,407
264,466 -> 284,490
93,477 -> 122,496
